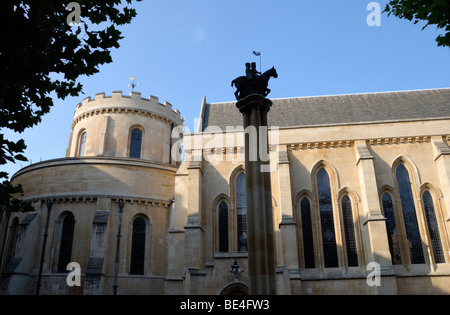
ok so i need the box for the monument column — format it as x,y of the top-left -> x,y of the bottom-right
236,94 -> 277,295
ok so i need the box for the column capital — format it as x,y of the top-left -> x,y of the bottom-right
355,141 -> 374,165
277,145 -> 290,165
236,94 -> 272,114
431,136 -> 450,161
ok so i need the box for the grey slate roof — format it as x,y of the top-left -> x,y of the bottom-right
200,88 -> 450,131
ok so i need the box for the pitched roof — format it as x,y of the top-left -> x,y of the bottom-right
200,88 -> 450,131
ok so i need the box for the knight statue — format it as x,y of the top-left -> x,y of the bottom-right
231,63 -> 278,101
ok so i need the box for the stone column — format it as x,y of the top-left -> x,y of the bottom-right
236,94 -> 276,295
277,145 -> 301,292
277,145 -> 299,270
431,136 -> 450,221
84,205 -> 110,295
355,140 -> 397,295
184,157 -> 204,269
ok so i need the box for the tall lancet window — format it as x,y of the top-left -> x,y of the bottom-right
300,198 -> 315,269
130,217 -> 147,275
57,213 -> 75,273
79,132 -> 87,157
341,195 -> 358,267
422,191 -> 445,264
317,168 -> 338,268
236,173 -> 247,252
396,164 -> 425,264
218,201 -> 229,253
382,193 -> 402,265
130,128 -> 142,159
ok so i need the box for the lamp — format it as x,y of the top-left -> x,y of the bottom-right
230,259 -> 244,280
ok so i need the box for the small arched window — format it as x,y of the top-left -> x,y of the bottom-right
396,164 -> 425,264
218,201 -> 229,253
79,132 -> 87,157
317,168 -> 338,268
130,217 -> 147,275
129,128 -> 142,159
422,191 -> 445,264
300,197 -> 315,269
341,195 -> 358,267
57,213 -> 75,273
236,173 -> 247,252
381,193 -> 402,265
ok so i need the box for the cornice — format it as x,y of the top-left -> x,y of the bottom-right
11,156 -> 178,180
72,106 -> 181,130
188,135 -> 450,157
23,195 -> 173,208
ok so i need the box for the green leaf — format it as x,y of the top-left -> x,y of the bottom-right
14,154 -> 28,162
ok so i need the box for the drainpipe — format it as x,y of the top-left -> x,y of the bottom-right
113,199 -> 124,295
36,199 -> 53,295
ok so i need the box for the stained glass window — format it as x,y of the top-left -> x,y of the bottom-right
341,196 -> 358,267
317,168 -> 338,268
57,214 -> 75,273
382,193 -> 402,265
218,201 -> 229,252
422,191 -> 445,263
236,173 -> 247,252
396,164 -> 425,264
130,128 -> 142,159
300,198 -> 315,268
130,217 -> 146,275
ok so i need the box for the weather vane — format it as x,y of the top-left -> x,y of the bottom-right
128,76 -> 139,92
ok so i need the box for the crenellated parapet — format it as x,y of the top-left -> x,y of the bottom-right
72,91 -> 183,130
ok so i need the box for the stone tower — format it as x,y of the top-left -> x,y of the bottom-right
67,91 -> 182,163
1,91 -> 183,295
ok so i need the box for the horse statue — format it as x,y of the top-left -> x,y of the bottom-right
231,65 -> 278,101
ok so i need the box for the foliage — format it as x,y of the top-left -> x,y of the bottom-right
0,0 -> 141,213
0,181 -> 34,214
384,0 -> 450,48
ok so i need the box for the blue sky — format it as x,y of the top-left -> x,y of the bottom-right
2,0 -> 450,179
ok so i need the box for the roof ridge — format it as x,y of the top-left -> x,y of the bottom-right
270,87 -> 450,101
207,87 -> 450,105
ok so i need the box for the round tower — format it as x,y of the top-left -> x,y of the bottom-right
67,91 -> 183,164
6,91 -> 184,295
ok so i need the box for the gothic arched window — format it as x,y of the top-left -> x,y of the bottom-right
57,213 -> 75,273
396,164 -> 425,264
381,193 -> 402,265
130,217 -> 147,275
236,173 -> 247,252
317,168 -> 338,268
422,190 -> 445,264
129,128 -> 142,159
218,201 -> 229,253
341,195 -> 358,267
300,197 -> 315,269
78,132 -> 87,157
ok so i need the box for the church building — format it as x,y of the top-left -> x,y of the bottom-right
1,88 -> 450,295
